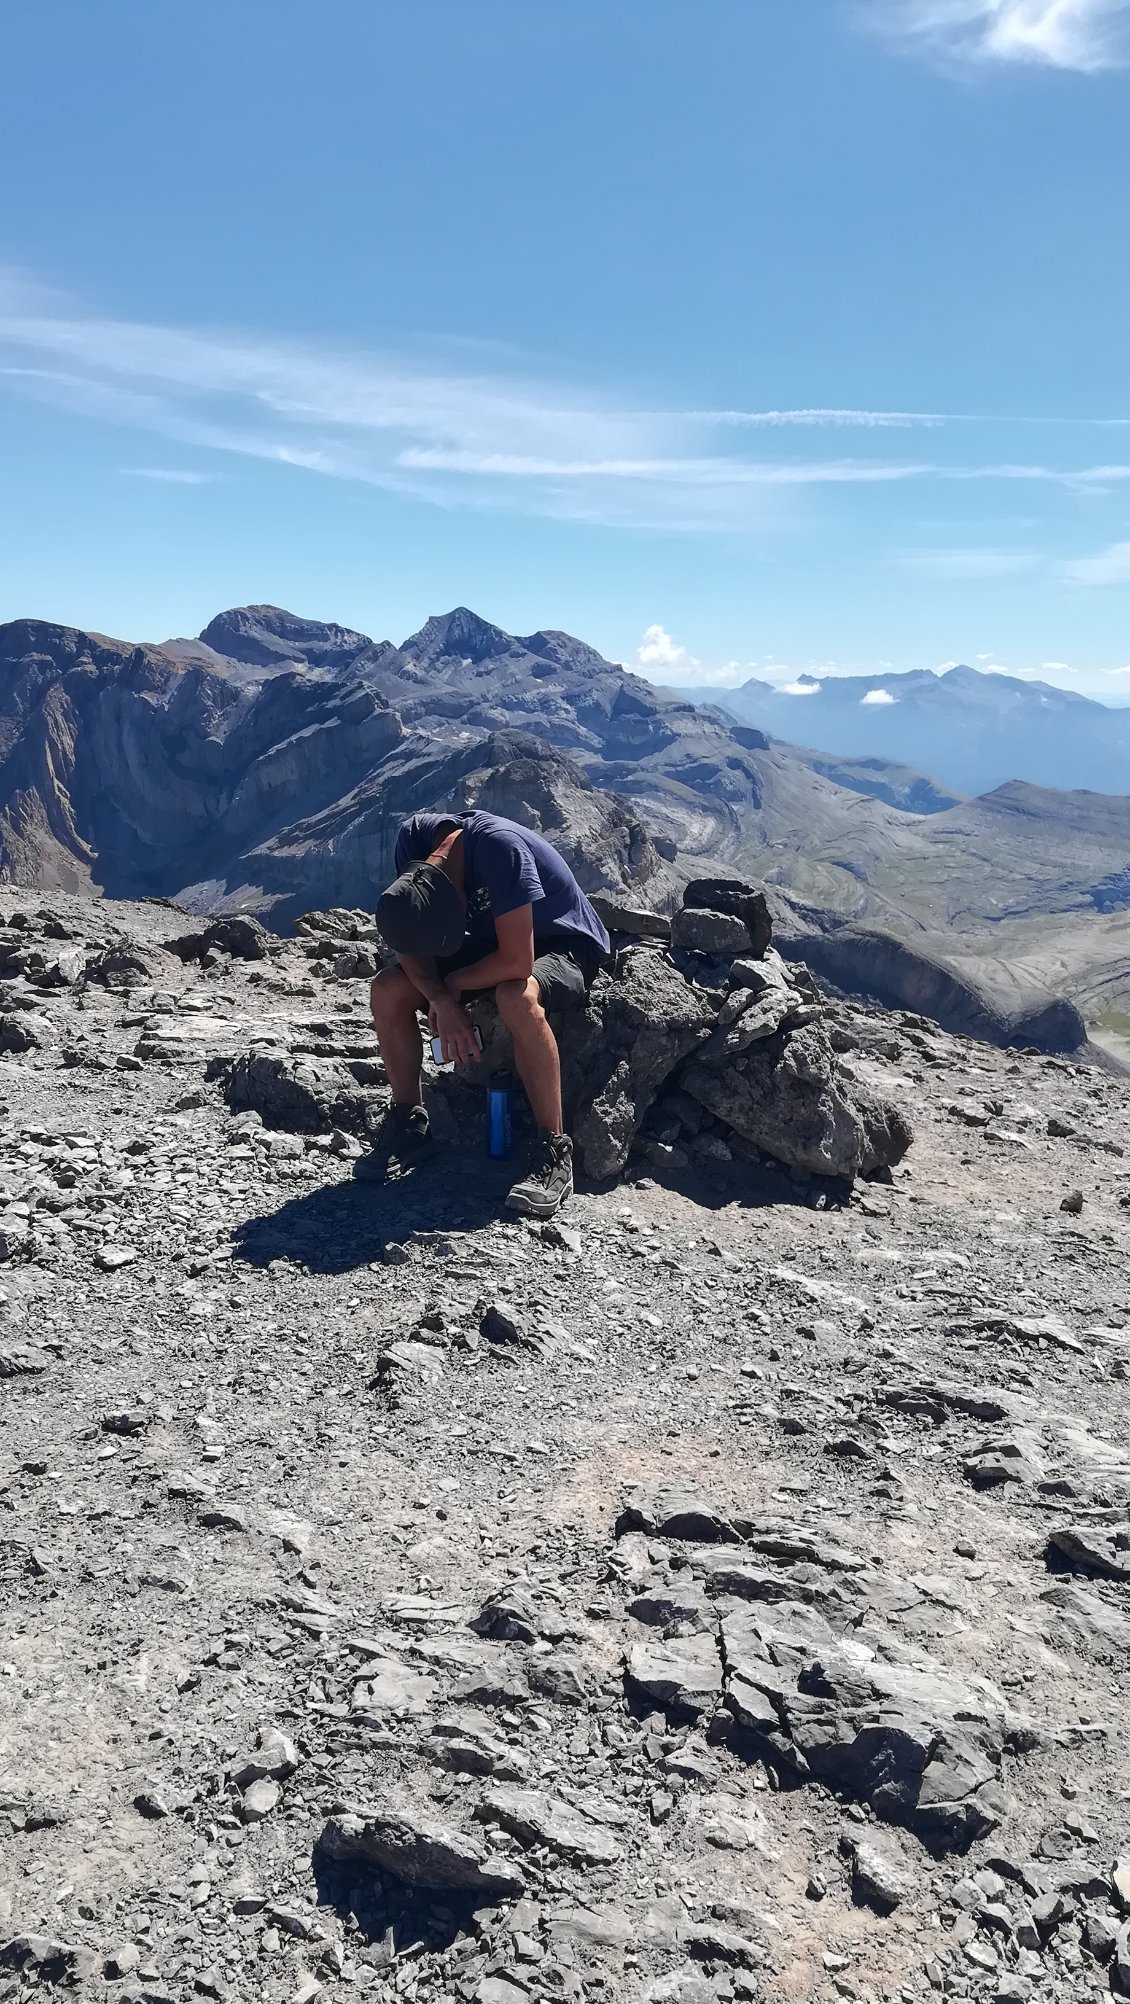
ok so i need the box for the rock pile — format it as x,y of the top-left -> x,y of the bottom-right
416,881 -> 912,1188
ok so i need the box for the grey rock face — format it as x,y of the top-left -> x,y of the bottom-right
624,1635 -> 724,1720
562,951 -> 715,1179
1047,1521 -> 1130,1581
474,1786 -> 622,1864
316,1810 -> 526,1898
670,908 -> 752,957
683,877 -> 773,958
224,1051 -> 376,1137
682,1022 -> 913,1181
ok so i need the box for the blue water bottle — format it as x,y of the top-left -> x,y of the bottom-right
487,1072 -> 514,1159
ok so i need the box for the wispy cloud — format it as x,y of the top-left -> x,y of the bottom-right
5,270 -> 1130,532
677,407 -> 951,428
122,466 -> 217,484
869,0 -> 1130,72
890,544 -> 1038,575
1060,537 -> 1130,582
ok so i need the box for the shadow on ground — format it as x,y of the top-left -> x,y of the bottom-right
232,1143 -> 851,1274
312,1849 -> 475,1955
232,1149 -> 521,1273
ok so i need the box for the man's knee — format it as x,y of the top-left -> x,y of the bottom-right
370,965 -> 416,1021
496,976 -> 542,1029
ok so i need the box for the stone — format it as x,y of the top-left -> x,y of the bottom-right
617,1481 -> 739,1543
1048,1521 -> 1130,1582
683,878 -> 773,958
474,1980 -> 529,2004
847,1832 -> 916,1910
351,1662 -> 436,1716
224,1050 -> 373,1138
1114,1857 -> 1130,1914
0,1937 -> 98,1984
1061,1188 -> 1084,1214
715,1603 -> 1017,1850
563,950 -> 715,1179
682,1022 -> 912,1182
1114,1924 -> 1130,1999
670,907 -> 753,957
94,1244 -> 138,1272
317,1810 -> 526,1898
104,1946 -> 141,1979
430,1713 -> 529,1780
625,1634 -> 723,1720
240,1779 -> 280,1822
133,1791 -> 170,1819
963,1433 -> 1044,1489
199,1505 -> 249,1533
526,1651 -> 594,1706
472,1586 -> 540,1643
475,1786 -> 622,1864
685,1925 -> 761,1969
171,916 -> 270,963
229,1727 -> 299,1788
588,895 -> 671,941
0,1343 -> 49,1377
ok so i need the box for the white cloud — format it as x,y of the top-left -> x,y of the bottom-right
870,0 -> 1130,71
1060,538 -> 1130,583
861,688 -> 899,704
121,466 -> 216,484
1042,658 -> 1074,670
890,544 -> 1037,577
780,679 -> 823,696
636,624 -> 700,674
684,407 -> 950,428
976,651 -> 995,659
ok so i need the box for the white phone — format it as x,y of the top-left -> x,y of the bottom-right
430,1026 -> 484,1066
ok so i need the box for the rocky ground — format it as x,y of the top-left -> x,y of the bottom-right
1,892 -> 1129,2004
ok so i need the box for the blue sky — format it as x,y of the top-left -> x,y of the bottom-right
5,0 -> 1130,695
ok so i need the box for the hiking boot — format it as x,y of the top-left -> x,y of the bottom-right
506,1130 -> 574,1218
353,1103 -> 433,1182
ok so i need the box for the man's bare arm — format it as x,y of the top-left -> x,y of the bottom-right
444,906 -> 535,995
396,953 -> 447,1005
397,953 -> 480,1066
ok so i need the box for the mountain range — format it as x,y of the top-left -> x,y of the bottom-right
680,663 -> 1130,799
5,602 -> 1130,1057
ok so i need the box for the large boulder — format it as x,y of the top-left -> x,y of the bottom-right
563,951 -> 715,1178
680,1021 -> 912,1181
224,1051 -> 377,1136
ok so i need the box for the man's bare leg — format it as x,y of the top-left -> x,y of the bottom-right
370,965 -> 425,1105
496,977 -> 563,1133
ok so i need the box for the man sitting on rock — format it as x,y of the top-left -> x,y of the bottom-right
358,809 -> 611,1216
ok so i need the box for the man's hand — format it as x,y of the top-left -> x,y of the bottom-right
428,992 -> 480,1068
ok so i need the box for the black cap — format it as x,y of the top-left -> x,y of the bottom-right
376,862 -> 465,957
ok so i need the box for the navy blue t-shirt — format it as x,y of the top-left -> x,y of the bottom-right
393,811 -> 611,961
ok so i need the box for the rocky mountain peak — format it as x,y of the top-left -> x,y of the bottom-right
197,604 -> 373,671
399,606 -> 520,666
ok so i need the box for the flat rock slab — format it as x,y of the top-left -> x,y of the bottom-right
716,1603 -> 1023,1851
317,1810 -> 525,1899
618,1482 -> 739,1544
625,1634 -> 723,1720
0,1345 -> 49,1377
1048,1521 -> 1130,1582
475,1786 -> 623,1865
